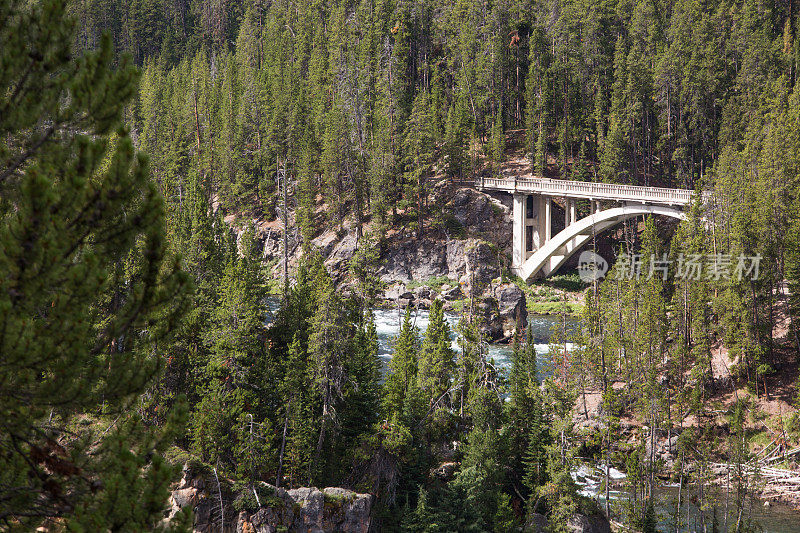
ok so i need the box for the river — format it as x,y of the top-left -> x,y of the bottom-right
369,305 -> 800,532
266,298 -> 799,531
372,305 -> 568,374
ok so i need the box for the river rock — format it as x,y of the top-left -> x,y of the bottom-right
464,239 -> 498,294
494,283 -> 527,338
414,286 -> 432,300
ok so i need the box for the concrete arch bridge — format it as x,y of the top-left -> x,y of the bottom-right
475,176 -> 708,281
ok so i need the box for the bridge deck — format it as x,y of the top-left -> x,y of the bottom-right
476,176 -> 703,206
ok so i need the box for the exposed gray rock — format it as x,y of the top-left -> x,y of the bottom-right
494,283 -> 527,340
568,512 -> 612,533
441,285 -> 463,301
432,462 -> 458,480
464,239 -> 499,295
171,487 -> 197,510
525,512 -> 611,533
526,513 -> 549,532
245,486 -> 370,533
383,284 -> 404,301
378,238 -> 451,283
168,463 -> 372,533
324,233 -> 358,280
311,231 -> 340,258
445,239 -> 467,278
447,188 -> 511,236
414,286 -> 432,300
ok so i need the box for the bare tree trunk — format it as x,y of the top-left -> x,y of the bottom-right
281,159 -> 289,299
676,451 -> 683,533
213,466 -> 224,532
276,404 -> 289,489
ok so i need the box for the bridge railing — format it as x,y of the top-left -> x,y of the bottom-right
476,176 -> 707,205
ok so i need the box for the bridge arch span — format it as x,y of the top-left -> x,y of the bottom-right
515,204 -> 685,281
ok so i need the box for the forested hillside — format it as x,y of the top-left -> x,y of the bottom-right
4,0 -> 800,531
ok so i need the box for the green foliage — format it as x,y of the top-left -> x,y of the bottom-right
383,307 -> 423,423
43,0 -> 800,529
418,300 -> 456,409
0,0 -> 192,528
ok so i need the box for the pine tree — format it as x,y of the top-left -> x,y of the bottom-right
402,91 -> 435,239
444,98 -> 470,180
418,299 -> 456,410
0,1 -> 191,528
488,112 -> 505,172
383,307 -> 424,423
601,35 -> 629,183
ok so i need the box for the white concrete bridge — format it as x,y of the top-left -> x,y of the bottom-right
475,176 -> 707,281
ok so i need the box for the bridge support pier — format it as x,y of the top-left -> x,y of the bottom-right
512,193 -> 553,275
512,193 -> 526,268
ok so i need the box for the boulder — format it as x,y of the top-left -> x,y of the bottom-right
441,285 -> 463,301
464,239 -> 498,295
494,283 -> 527,338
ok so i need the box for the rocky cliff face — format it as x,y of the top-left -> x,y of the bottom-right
232,186 -> 526,340
167,463 -> 372,533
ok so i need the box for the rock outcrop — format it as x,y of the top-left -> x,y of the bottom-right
378,237 -> 463,283
230,186 -> 525,339
167,463 -> 372,533
526,512 -> 611,533
239,486 -> 371,533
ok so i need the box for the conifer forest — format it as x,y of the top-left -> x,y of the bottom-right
5,0 -> 800,530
